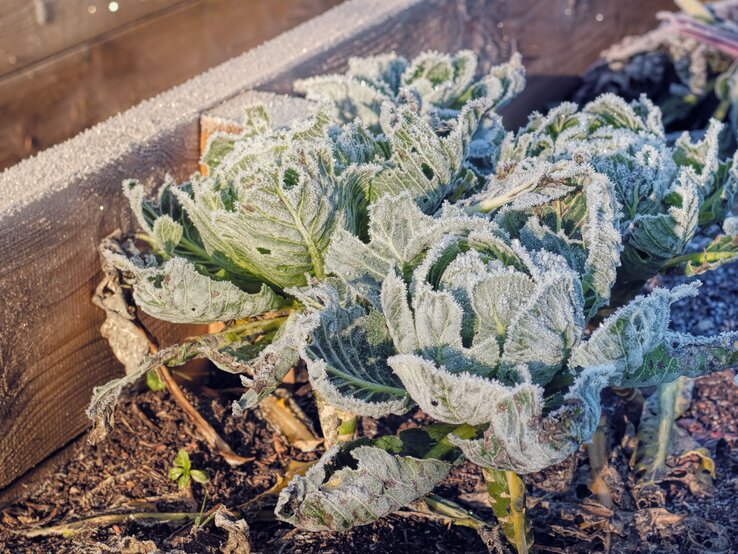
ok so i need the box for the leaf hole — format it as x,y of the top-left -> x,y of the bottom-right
257,247 -> 271,255
421,163 -> 435,181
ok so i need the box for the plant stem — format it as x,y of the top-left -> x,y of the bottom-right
662,250 -> 737,270
22,512 -> 200,538
422,423 -> 478,460
314,392 -> 357,447
483,468 -> 533,554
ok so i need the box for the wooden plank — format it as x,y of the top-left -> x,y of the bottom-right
0,0 -> 343,170
0,0 -> 675,491
0,0 -> 189,77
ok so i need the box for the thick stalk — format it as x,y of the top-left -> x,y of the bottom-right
314,392 -> 357,447
483,468 -> 533,554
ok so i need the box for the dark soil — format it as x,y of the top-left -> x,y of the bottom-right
1,265 -> 738,554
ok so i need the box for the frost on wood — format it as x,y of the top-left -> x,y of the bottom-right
275,442 -> 451,531
294,50 -> 525,128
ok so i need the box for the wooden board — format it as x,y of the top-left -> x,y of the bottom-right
0,0 -> 342,170
0,0 -> 674,491
0,0 -> 187,77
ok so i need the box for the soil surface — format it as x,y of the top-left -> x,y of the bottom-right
1,265 -> 737,554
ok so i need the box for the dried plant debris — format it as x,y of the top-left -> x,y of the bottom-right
575,0 -> 738,152
76,47 -> 738,551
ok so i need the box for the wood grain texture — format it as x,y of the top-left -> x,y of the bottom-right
0,0 -> 674,490
0,0 -> 342,170
0,0 -> 188,77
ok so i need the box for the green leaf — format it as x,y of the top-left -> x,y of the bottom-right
190,469 -> 210,484
145,369 -> 166,392
168,467 -> 184,481
178,475 -> 190,490
174,449 -> 191,471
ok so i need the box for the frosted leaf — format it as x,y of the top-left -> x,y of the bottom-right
672,119 -> 721,191
294,53 -> 405,126
200,104 -> 272,173
401,50 -> 478,107
326,193 -> 501,298
151,216 -> 183,257
102,250 -> 282,324
299,286 -> 410,418
468,52 -> 526,111
620,170 -> 701,281
699,151 -> 738,227
571,284 -> 696,372
389,354 -> 530,425
381,270 -> 418,354
374,216 -> 585,385
474,160 -> 622,316
369,98 -> 489,213
326,193 -> 434,287
724,216 -> 738,236
470,272 -> 534,348
275,442 -> 451,531
295,51 -> 525,127
168,108 -> 368,288
232,312 -> 305,414
584,93 -> 663,135
501,265 -> 584,384
122,179 -> 242,280
449,363 -> 614,473
411,284 -> 464,351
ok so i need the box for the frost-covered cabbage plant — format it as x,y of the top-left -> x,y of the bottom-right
89,49 -> 738,538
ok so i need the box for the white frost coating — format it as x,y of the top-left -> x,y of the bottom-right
724,216 -> 738,236
389,354 -> 537,425
295,50 -> 525,127
276,444 -> 451,532
570,283 -> 699,376
103,251 -> 282,324
233,312 -> 304,414
0,0 -> 421,218
298,287 -> 410,418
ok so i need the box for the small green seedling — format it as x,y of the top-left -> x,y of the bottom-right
168,448 -> 209,490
